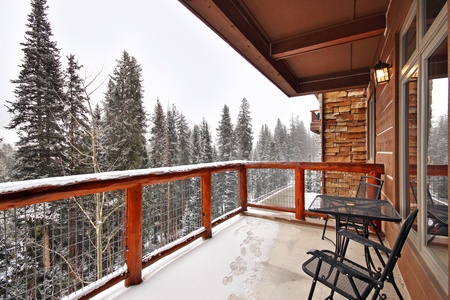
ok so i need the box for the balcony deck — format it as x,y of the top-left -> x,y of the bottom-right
95,211 -> 411,300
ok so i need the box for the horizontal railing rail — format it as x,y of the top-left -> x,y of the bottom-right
0,161 -> 384,299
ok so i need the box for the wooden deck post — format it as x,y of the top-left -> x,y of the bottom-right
295,167 -> 305,220
239,167 -> 248,211
125,184 -> 143,287
202,172 -> 212,239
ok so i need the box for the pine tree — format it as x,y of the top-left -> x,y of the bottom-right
0,143 -> 15,183
6,0 -> 67,180
216,105 -> 236,161
63,54 -> 91,175
273,118 -> 289,161
166,105 -> 179,166
191,124 -> 203,164
200,118 -> 214,163
149,99 -> 167,167
102,51 -> 148,171
288,115 -> 309,162
235,98 -> 253,160
177,113 -> 191,165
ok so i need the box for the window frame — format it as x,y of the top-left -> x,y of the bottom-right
399,0 -> 448,287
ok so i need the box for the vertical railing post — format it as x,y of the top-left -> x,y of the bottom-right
239,167 -> 248,211
125,184 -> 143,287
295,167 -> 305,220
202,172 -> 212,239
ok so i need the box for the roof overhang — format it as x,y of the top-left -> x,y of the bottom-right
179,0 -> 389,97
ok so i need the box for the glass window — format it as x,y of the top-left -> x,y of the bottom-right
400,1 -> 448,278
424,0 -> 447,34
425,37 -> 448,268
368,95 -> 375,162
405,70 -> 419,234
403,16 -> 417,67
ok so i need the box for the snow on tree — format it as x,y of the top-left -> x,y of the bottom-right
190,124 -> 203,164
166,105 -> 180,166
213,105 -> 239,217
200,118 -> 214,163
102,51 -> 148,171
216,105 -> 236,161
6,0 -> 67,180
273,118 -> 289,161
0,143 -> 15,183
63,54 -> 91,175
149,99 -> 167,168
235,98 -> 254,160
177,112 -> 191,165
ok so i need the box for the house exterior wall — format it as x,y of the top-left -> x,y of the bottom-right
322,89 -> 368,164
321,1 -> 449,297
374,0 -> 448,298
321,89 -> 370,196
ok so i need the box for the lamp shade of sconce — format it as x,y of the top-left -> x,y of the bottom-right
373,59 -> 391,85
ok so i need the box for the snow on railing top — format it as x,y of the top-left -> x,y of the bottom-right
0,161 -> 247,194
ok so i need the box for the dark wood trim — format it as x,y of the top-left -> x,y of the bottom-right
297,70 -> 371,95
211,0 -> 298,92
201,172 -> 212,239
125,184 -> 143,287
239,167 -> 248,211
295,167 -> 305,220
271,14 -> 386,59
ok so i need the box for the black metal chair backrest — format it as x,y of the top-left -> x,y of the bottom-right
409,178 -> 435,205
379,208 -> 419,282
355,176 -> 384,199
303,209 -> 419,300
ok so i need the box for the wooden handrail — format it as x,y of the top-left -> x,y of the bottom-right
0,161 -> 388,299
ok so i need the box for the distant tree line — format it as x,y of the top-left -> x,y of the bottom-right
0,0 -> 319,298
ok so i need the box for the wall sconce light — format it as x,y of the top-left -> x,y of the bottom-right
373,59 -> 391,85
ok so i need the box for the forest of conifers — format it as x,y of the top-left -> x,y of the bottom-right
0,1 -> 320,298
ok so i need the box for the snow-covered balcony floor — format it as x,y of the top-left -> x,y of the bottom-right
95,211 -> 411,300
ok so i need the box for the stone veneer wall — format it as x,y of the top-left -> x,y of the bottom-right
322,88 -> 368,196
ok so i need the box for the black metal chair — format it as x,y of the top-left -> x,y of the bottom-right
303,209 -> 418,300
322,176 -> 384,244
410,178 -> 448,244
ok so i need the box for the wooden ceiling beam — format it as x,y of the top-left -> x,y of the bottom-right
271,14 -> 386,60
296,69 -> 371,95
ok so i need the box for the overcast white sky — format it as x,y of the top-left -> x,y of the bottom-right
0,0 -> 318,145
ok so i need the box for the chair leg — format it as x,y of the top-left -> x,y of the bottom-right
307,279 -> 317,300
322,215 -> 329,240
307,259 -> 323,300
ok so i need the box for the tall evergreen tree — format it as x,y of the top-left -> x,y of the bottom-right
235,98 -> 253,160
200,118 -> 214,163
216,104 -> 236,161
288,115 -> 309,162
149,99 -> 167,167
166,105 -> 179,166
254,125 -> 272,161
102,51 -> 148,171
0,143 -> 15,183
63,54 -> 91,175
6,0 -> 67,180
273,118 -> 289,161
177,113 -> 191,165
191,124 -> 203,164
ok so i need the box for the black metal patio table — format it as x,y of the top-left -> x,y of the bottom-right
308,194 -> 401,255
308,194 -> 404,299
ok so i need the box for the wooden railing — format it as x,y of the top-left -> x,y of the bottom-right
0,161 -> 384,299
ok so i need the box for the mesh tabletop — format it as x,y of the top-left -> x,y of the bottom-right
309,194 -> 401,222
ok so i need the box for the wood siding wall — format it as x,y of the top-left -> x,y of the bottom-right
373,0 -> 448,298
